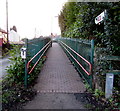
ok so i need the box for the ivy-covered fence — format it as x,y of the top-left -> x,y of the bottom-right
93,47 -> 120,96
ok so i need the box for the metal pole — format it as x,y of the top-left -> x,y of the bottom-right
24,39 -> 28,88
91,39 -> 94,65
104,10 -> 109,36
90,39 -> 94,88
6,0 -> 9,46
104,9 -> 112,54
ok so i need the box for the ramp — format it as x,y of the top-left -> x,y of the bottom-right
34,43 -> 86,93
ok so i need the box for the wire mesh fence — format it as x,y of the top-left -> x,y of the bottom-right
27,37 -> 51,63
58,37 -> 94,87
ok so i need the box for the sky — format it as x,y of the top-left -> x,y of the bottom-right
0,0 -> 67,39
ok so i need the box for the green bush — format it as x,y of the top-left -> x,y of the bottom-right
2,45 -> 46,110
58,1 -> 120,108
59,2 -> 120,55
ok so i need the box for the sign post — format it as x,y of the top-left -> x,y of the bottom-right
95,10 -> 109,36
104,10 -> 109,36
95,10 -> 115,98
21,39 -> 28,88
25,39 -> 28,88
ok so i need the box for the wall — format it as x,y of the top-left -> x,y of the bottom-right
9,30 -> 20,43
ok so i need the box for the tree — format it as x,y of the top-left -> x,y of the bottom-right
58,2 -> 120,54
10,25 -> 17,32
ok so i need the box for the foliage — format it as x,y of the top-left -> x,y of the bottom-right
85,82 -> 93,92
58,2 -> 120,55
10,25 -> 17,32
6,45 -> 25,84
2,45 -> 46,110
94,89 -> 105,99
59,2 -> 79,36
58,1 -> 120,108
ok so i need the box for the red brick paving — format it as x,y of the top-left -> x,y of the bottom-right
34,43 -> 86,93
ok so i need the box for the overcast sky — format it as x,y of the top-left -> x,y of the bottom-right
0,0 -> 67,39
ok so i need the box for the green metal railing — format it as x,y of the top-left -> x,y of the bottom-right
27,38 -> 51,62
24,37 -> 52,88
27,37 -> 52,73
58,37 -> 94,87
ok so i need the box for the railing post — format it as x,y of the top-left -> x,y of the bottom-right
24,39 -> 28,88
90,39 -> 94,88
75,39 -> 78,59
51,40 -> 52,47
91,39 -> 94,65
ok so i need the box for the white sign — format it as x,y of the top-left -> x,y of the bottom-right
21,48 -> 26,59
95,11 -> 105,24
105,73 -> 114,98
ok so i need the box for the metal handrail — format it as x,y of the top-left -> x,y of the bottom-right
27,41 -> 51,74
59,40 -> 92,75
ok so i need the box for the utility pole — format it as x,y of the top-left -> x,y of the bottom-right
6,0 -> 9,46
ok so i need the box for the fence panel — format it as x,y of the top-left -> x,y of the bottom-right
27,38 -> 51,63
24,37 -> 51,88
58,37 -> 94,87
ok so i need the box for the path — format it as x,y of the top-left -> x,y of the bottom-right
23,43 -> 87,109
0,56 -> 10,80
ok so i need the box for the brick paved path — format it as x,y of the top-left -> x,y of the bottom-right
23,43 -> 87,109
34,42 -> 86,93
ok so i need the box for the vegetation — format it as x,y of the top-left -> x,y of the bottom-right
58,2 -> 120,55
58,1 -> 120,109
2,45 -> 46,110
10,25 -> 17,32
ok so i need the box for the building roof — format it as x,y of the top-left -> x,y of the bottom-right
0,28 -> 7,34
